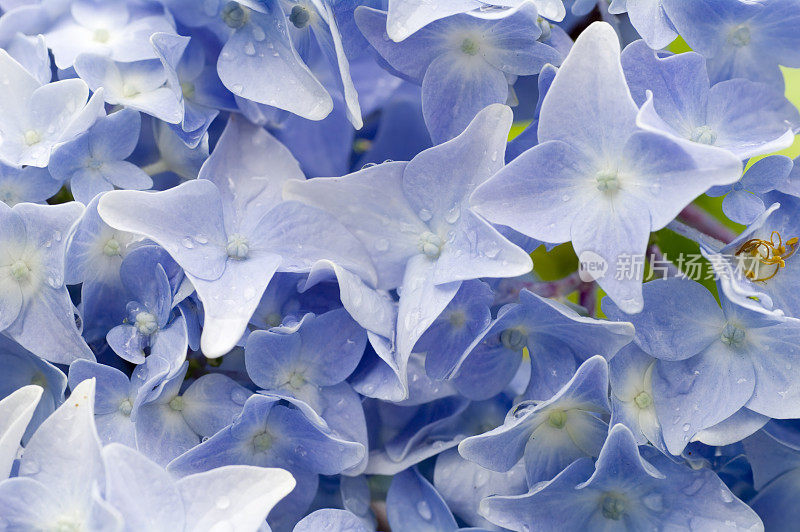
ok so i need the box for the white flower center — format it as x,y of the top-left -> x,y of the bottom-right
418,232 -> 444,259
134,311 -> 158,335
10,259 -> 32,282
634,391 -> 652,409
690,125 -> 717,145
596,170 -> 620,194
169,396 -> 185,411
601,492 -> 627,521
253,431 -> 273,452
547,409 -> 567,429
729,25 -> 751,47
122,83 -> 139,98
720,323 -> 746,348
24,130 -> 41,146
461,37 -> 479,56
500,327 -> 527,351
181,81 -> 196,99
93,28 -> 110,43
226,233 -> 250,260
287,371 -> 306,390
103,238 -> 121,257
118,399 -> 133,416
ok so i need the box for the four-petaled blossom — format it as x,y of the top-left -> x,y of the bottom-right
471,22 -> 742,314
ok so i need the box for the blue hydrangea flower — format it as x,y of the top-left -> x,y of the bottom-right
434,448 -> 528,530
357,5 -> 562,142
0,49 -> 104,168
609,343 -> 666,451
608,0 -> 678,49
706,155 -> 794,225
151,33 -> 235,148
450,289 -> 633,401
74,54 -> 184,124
286,104 -> 533,396
414,279 -> 493,381
68,359 -> 138,447
42,0 -> 176,69
480,424 -> 763,531
0,335 -> 67,443
471,22 -> 742,313
167,392 -> 365,528
105,247 -> 188,368
245,308 -> 369,473
0,200 -> 94,364
744,428 -> 800,530
662,0 -> 800,89
98,117 -> 375,357
0,163 -> 60,206
623,40 -> 800,161
459,356 -> 611,485
49,109 -> 152,204
0,379 -> 122,530
604,277 -> 800,455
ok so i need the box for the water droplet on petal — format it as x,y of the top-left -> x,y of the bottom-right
416,501 -> 432,520
445,205 -> 460,224
375,239 -> 390,252
642,493 -> 664,512
252,25 -> 266,41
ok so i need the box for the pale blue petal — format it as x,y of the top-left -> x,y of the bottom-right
421,54 -> 508,144
97,181 -> 229,280
178,465 -> 295,531
219,9 -> 332,120
0,385 -> 42,480
653,343 -> 755,455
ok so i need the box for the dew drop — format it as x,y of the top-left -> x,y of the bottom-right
252,25 -> 266,41
418,208 -> 433,222
445,205 -> 461,224
375,239 -> 390,252
243,42 -> 256,56
416,501 -> 432,520
642,493 -> 664,512
231,389 -> 248,405
181,237 -> 195,249
216,496 -> 231,510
